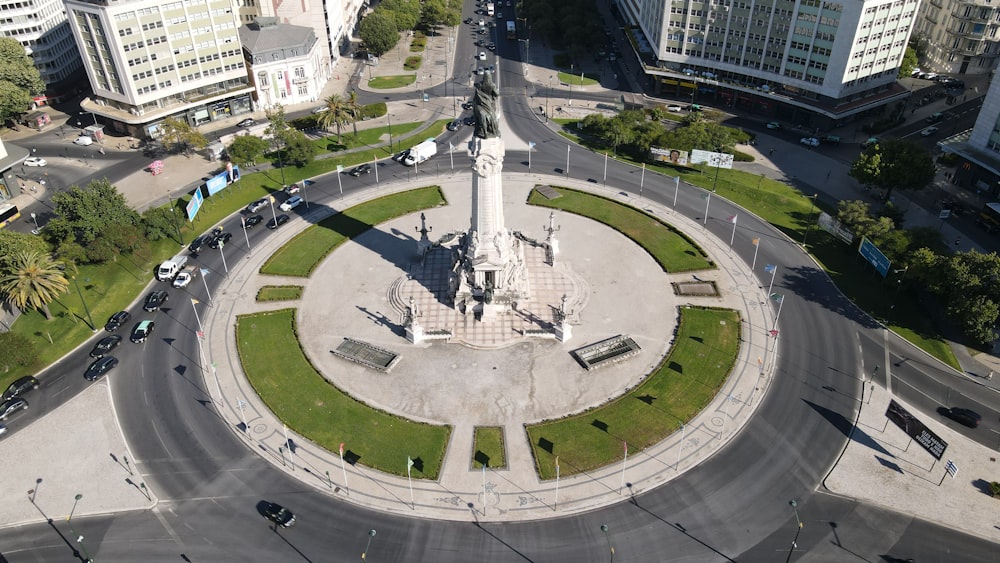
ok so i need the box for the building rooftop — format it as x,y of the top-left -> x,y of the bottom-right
239,18 -> 317,60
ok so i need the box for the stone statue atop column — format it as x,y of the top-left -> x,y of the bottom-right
416,212 -> 432,259
473,72 -> 500,139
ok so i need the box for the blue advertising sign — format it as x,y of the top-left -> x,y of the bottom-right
858,237 -> 891,278
186,189 -> 204,221
204,171 -> 228,196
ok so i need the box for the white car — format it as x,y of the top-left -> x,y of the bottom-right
279,195 -> 303,211
478,18 -> 485,26
24,157 -> 47,167
312,106 -> 327,115
74,136 -> 93,146
478,51 -> 487,61
800,137 -> 820,147
667,105 -> 684,112
921,126 -> 939,137
172,272 -> 193,288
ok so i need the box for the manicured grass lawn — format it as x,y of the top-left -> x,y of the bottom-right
256,285 -> 303,301
558,72 -> 600,86
311,122 -> 422,153
527,306 -> 740,479
473,426 -> 506,469
236,309 -> 450,478
527,186 -> 714,273
368,75 -> 417,89
261,186 -> 447,277
404,56 -> 422,70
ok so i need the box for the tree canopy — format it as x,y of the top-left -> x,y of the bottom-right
0,231 -> 50,278
158,117 -> 209,155
0,37 -> 44,123
0,250 -> 68,320
44,179 -> 145,264
849,138 -> 936,201
227,135 -> 270,167
359,11 -> 400,56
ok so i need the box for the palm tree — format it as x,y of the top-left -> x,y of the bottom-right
347,90 -> 363,137
0,251 -> 68,320
317,94 -> 354,144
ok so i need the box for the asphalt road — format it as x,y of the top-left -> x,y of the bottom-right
3,3 -> 1000,561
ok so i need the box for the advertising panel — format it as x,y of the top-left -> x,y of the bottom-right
689,149 -> 734,169
186,189 -> 204,221
885,400 -> 947,460
650,146 -> 689,165
858,237 -> 891,278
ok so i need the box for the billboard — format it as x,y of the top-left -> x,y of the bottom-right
202,164 -> 241,197
858,237 -> 891,278
885,400 -> 947,460
690,149 -> 734,169
186,189 -> 204,222
650,146 -> 689,165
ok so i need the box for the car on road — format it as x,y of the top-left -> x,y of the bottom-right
921,126 -> 939,137
766,121 -> 781,129
0,398 -> 28,420
244,214 -> 264,229
478,27 -> 487,35
279,196 -> 302,211
925,112 -> 944,124
130,320 -> 155,343
463,116 -> 477,127
282,184 -> 300,195
74,136 -> 93,145
24,157 -> 47,167
820,135 -> 841,145
262,502 -> 296,527
84,356 -> 118,381
90,335 -> 122,358
862,137 -> 880,149
461,101 -> 474,111
267,214 -> 289,229
478,51 -> 487,60
246,198 -> 269,213
105,310 -> 132,332
143,290 -> 169,312
447,120 -> 463,131
2,376 -> 39,401
478,18 -> 485,26
393,149 -> 410,163
188,235 -> 210,254
475,67 -> 485,75
487,42 -> 496,51
311,106 -> 327,114
464,17 -> 473,24
348,164 -> 372,176
941,407 -> 981,428
667,105 -> 684,112
237,118 -> 255,128
208,231 -> 232,249
800,137 -> 820,147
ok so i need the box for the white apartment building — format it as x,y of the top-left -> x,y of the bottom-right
617,0 -> 921,127
64,0 -> 254,138
239,17 -> 330,109
914,0 -> 1000,76
0,0 -> 84,104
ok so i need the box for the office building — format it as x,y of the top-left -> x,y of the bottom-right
913,0 -> 1000,75
940,73 -> 1000,200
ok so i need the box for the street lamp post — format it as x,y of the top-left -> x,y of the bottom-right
546,75 -> 552,122
362,528 -> 376,560
784,500 -> 804,563
387,114 -> 393,154
169,200 -> 184,245
29,212 -> 38,231
71,276 -> 96,331
68,493 -> 83,521
801,193 -> 819,246
600,523 -> 614,562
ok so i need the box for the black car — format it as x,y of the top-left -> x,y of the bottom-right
266,214 -> 289,229
941,407 -> 981,428
208,231 -> 232,249
2,376 -> 39,401
84,356 -> 118,381
143,290 -> 169,312
447,120 -> 463,131
348,164 -> 372,176
237,117 -> 255,128
461,101 -> 474,111
188,235 -> 210,254
104,310 -> 132,332
90,335 -> 122,358
130,320 -> 155,343
0,398 -> 28,420
244,214 -> 264,229
463,116 -> 477,127
262,502 -> 296,527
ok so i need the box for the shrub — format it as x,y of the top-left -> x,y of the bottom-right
404,56 -> 422,70
991,481 -> 1000,498
361,102 -> 387,119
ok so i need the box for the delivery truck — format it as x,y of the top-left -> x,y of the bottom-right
157,253 -> 189,281
403,138 -> 437,166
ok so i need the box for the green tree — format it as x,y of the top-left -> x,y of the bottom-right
0,231 -> 50,277
45,179 -> 142,255
347,90 -> 363,137
359,11 -> 400,55
0,37 -> 44,123
381,0 -> 421,31
421,0 -> 460,31
898,46 -> 919,78
0,250 -> 68,320
938,250 -> 1000,344
835,200 -> 895,244
158,117 -> 209,155
141,206 -> 179,242
0,331 -> 38,372
849,138 -> 935,201
317,93 -> 355,143
227,135 -> 270,166
283,130 -> 317,166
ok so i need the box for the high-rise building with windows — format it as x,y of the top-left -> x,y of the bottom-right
914,0 -> 1000,75
940,73 -> 1000,200
616,0 -> 921,127
64,0 -> 254,138
0,0 -> 84,105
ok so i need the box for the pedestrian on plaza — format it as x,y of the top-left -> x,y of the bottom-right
768,148 -> 775,156
954,237 -> 961,246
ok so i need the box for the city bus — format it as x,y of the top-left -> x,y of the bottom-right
0,203 -> 20,229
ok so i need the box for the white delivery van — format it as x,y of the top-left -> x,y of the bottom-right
157,253 -> 189,281
403,138 -> 437,166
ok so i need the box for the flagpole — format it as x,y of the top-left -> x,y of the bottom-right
482,463 -> 487,517
339,443 -> 350,495
619,441 -> 628,494
639,162 -> 645,200
241,217 -> 251,254
407,457 -> 415,509
449,142 -> 454,170
283,424 -> 295,471
199,268 -> 214,306
673,176 -> 680,208
729,215 -> 737,247
373,157 -> 379,185
772,294 -> 785,330
190,298 -> 203,333
675,423 -> 685,470
766,265 -> 778,296
703,191 -> 711,225
554,457 -> 560,511
751,239 -> 760,270
218,239 -> 228,274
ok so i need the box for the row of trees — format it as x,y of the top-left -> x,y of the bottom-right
0,37 -> 45,125
359,0 -> 463,55
576,110 -> 750,161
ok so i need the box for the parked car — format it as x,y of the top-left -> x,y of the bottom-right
208,231 -> 232,249
244,214 -> 264,229
74,136 -> 93,146
24,157 -> 47,167
84,356 -> 118,381
766,121 -> 781,129
820,135 -> 841,145
0,398 -> 28,420
267,214 -> 290,229
188,235 -> 210,254
478,51 -> 487,60
800,137 -> 820,147
246,198 -> 269,213
130,320 -> 155,343
104,310 -> 132,332
940,407 -> 981,428
667,105 -> 684,112
348,164 -> 372,176
311,106 -> 327,114
237,118 -> 255,128
2,376 -> 39,401
90,335 -> 122,358
279,196 -> 302,211
921,126 -> 939,137
143,290 -> 169,312
262,502 -> 296,527
282,184 -> 300,195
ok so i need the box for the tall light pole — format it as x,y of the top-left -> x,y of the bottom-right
600,523 -> 614,562
546,75 -> 552,122
801,193 -> 818,246
169,199 -> 184,245
71,276 -> 96,331
68,493 -> 83,521
387,114 -> 393,154
362,528 -> 376,560
784,500 -> 803,563
66,494 -> 93,562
